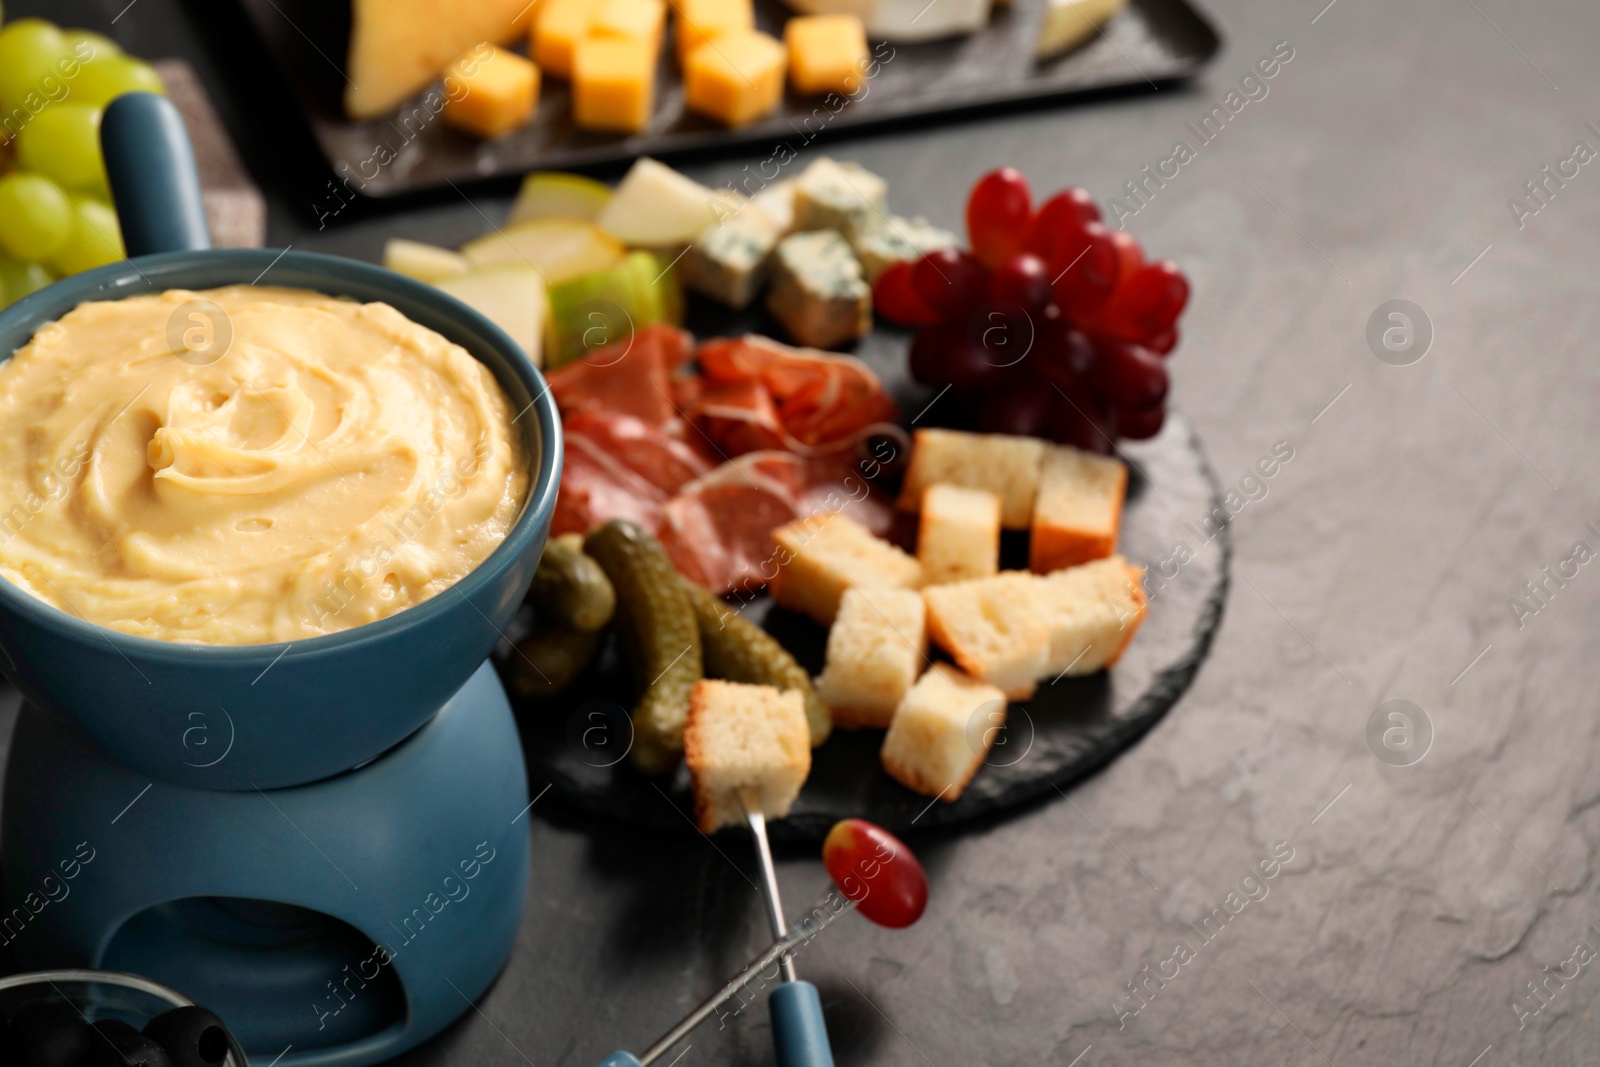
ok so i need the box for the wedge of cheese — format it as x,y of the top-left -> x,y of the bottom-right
344,0 -> 533,119
1036,0 -> 1127,58
781,0 -> 992,43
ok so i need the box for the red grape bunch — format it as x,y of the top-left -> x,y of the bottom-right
873,168 -> 1189,452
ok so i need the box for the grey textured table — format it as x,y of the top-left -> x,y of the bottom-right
11,0 -> 1600,1063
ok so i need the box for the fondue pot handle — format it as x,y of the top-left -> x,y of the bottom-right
101,92 -> 214,257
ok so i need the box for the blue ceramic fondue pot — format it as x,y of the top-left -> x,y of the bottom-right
0,93 -> 562,790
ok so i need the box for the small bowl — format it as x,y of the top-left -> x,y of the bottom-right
0,95 -> 562,790
0,968 -> 249,1066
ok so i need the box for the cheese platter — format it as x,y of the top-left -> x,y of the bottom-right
232,0 -> 1219,198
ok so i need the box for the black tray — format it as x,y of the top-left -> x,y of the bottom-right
234,0 -> 1220,197
511,404 -> 1229,841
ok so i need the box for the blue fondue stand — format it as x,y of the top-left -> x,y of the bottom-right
0,94 -> 555,1067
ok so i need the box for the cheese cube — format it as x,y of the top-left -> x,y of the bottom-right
676,0 -> 755,65
770,511 -> 922,626
683,208 -> 780,307
534,0 -> 604,77
794,157 -> 887,238
573,36 -> 657,133
1037,0 -> 1127,58
442,45 -> 539,139
784,15 -> 869,96
684,30 -> 786,127
766,230 -> 871,349
751,178 -> 798,233
816,586 -> 926,729
851,214 -> 959,283
917,484 -> 1001,585
880,664 -> 1007,801
593,0 -> 667,51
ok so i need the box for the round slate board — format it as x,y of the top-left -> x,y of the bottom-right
507,411 -> 1229,841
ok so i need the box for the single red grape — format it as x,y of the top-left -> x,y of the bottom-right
1108,229 -> 1145,286
1147,327 -> 1178,355
912,248 -> 990,322
1024,188 -> 1100,260
1049,222 -> 1119,318
976,377 -> 1054,436
873,260 -> 941,326
1087,340 -> 1168,409
989,252 -> 1053,315
1031,319 -> 1094,388
823,819 -> 927,929
909,322 -> 1007,389
1116,403 -> 1166,440
1045,382 -> 1115,453
966,168 -> 1033,269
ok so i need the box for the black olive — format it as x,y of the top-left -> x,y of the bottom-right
140,1008 -> 231,1067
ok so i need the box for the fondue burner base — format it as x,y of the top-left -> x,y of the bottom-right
0,660 -> 531,1067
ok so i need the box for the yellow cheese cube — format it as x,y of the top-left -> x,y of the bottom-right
684,30 -> 785,127
573,36 -> 657,132
784,15 -> 867,96
675,0 -> 754,65
534,0 -> 603,77
442,45 -> 540,138
593,0 -> 667,51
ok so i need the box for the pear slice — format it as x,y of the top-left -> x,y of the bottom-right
508,172 -> 615,224
383,238 -> 470,282
435,265 -> 548,367
596,158 -> 745,248
543,251 -> 684,368
460,217 -> 626,286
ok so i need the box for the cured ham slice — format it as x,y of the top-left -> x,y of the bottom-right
546,324 -> 695,430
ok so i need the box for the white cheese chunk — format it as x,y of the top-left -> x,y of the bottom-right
851,214 -> 959,283
1036,0 -> 1127,58
766,230 -> 872,349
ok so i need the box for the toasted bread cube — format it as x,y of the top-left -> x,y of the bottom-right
684,679 -> 811,832
922,572 -> 1049,698
534,0 -> 604,76
573,36 -> 657,133
676,0 -> 755,64
770,511 -> 922,625
897,428 -> 1045,530
442,45 -> 539,139
816,586 -> 926,729
881,663 -> 1007,800
766,230 -> 871,349
917,483 -> 1000,585
593,0 -> 667,49
684,30 -> 786,127
1031,445 -> 1126,572
784,15 -> 868,96
1036,556 -> 1147,676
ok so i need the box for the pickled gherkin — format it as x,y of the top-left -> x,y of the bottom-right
532,533 -> 616,631
684,580 -> 831,746
506,626 -> 602,700
583,520 -> 703,774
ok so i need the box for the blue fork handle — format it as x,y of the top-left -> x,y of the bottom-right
770,981 -> 836,1067
101,91 -> 212,256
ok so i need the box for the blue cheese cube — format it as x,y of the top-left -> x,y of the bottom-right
851,214 -> 959,283
793,158 -> 888,240
766,230 -> 872,349
751,178 -> 798,234
683,209 -> 781,308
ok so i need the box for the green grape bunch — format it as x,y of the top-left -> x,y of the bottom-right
0,14 -> 166,310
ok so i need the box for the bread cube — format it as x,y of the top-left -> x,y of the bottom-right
1031,445 -> 1126,572
442,45 -> 539,139
1035,556 -> 1147,677
593,0 -> 668,51
793,157 -> 887,239
765,230 -> 871,349
896,428 -> 1045,529
770,511 -> 922,625
534,0 -> 604,77
684,679 -> 811,832
917,483 -> 1000,585
880,664 -> 1007,800
573,36 -> 657,133
784,15 -> 869,96
922,572 -> 1049,699
684,30 -> 786,127
676,0 -> 754,64
815,586 -> 926,729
